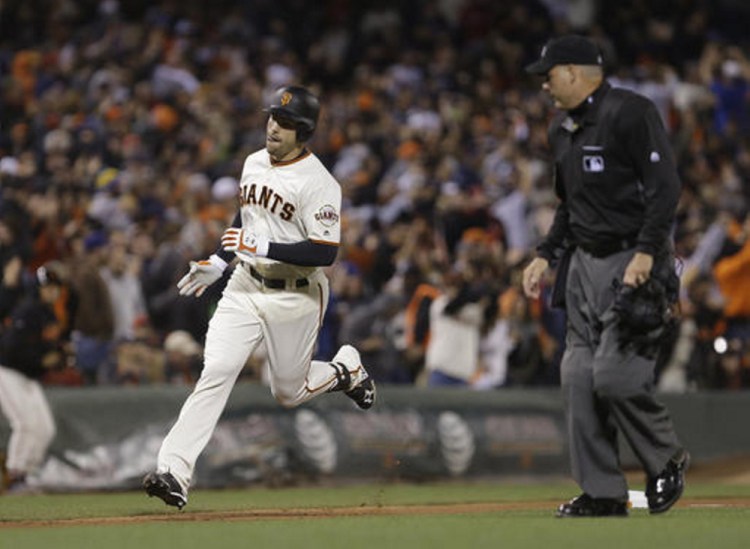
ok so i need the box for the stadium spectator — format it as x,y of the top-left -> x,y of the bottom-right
68,231 -> 115,385
424,270 -> 493,387
0,0 -> 746,391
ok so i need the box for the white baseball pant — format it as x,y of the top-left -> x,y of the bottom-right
0,365 -> 56,475
157,265 -> 341,491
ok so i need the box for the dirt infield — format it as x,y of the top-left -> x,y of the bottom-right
3,457 -> 749,530
684,456 -> 750,484
3,498 -> 750,529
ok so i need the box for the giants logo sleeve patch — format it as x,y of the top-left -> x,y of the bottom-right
315,205 -> 340,227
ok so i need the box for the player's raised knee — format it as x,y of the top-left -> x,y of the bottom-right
270,387 -> 302,408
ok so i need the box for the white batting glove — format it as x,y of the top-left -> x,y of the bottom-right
221,227 -> 270,259
177,254 -> 227,297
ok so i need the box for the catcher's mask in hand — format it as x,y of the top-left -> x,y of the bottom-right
612,277 -> 678,358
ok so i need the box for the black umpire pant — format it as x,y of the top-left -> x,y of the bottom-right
561,247 -> 683,500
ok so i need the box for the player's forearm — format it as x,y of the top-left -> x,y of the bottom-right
213,211 -> 338,266
267,240 -> 338,266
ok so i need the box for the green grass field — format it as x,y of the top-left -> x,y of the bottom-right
2,478 -> 749,549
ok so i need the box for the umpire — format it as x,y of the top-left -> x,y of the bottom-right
522,35 -> 689,517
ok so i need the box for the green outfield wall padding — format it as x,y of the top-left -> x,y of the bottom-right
1,384 -> 748,491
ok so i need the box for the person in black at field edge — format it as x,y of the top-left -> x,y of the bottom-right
521,35 -> 689,518
0,263 -> 63,493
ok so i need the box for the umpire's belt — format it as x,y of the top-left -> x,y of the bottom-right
578,235 -> 638,258
246,264 -> 309,290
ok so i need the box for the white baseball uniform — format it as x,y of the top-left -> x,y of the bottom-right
0,365 -> 56,476
156,149 -> 358,492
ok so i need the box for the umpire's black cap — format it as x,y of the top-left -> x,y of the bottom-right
525,35 -> 603,75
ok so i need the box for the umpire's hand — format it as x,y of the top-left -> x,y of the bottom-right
622,252 -> 653,287
522,257 -> 549,299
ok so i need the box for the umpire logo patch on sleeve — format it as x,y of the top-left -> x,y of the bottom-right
583,155 -> 604,173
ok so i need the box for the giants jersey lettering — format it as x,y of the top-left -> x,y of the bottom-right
239,183 -> 296,221
237,149 -> 342,278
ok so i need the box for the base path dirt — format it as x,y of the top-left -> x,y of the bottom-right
3,498 -> 750,529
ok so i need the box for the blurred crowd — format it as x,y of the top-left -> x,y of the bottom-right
0,0 -> 748,391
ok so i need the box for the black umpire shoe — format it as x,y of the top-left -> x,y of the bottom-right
556,494 -> 628,518
646,450 -> 690,514
143,471 -> 188,510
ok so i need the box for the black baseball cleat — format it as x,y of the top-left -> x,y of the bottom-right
345,375 -> 376,410
143,471 -> 187,510
556,493 -> 628,518
329,345 -> 377,410
646,450 -> 690,514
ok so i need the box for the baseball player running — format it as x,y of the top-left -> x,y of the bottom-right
143,86 -> 376,509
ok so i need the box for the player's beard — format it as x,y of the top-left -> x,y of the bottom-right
267,135 -> 303,162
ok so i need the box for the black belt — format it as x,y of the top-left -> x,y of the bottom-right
246,264 -> 309,289
578,236 -> 638,258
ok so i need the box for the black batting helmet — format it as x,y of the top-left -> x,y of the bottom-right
265,86 -> 320,142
